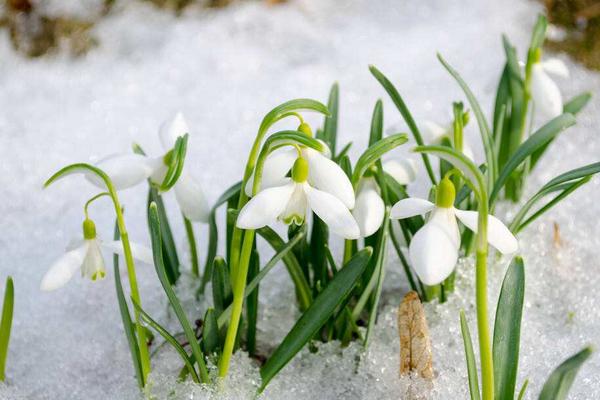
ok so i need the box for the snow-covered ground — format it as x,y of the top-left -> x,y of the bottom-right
0,0 -> 599,398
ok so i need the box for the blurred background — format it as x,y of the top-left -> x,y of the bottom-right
0,0 -> 599,399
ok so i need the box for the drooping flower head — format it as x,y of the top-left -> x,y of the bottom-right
87,112 -> 210,222
237,154 -> 360,239
530,50 -> 569,119
390,176 -> 518,285
41,218 -> 153,291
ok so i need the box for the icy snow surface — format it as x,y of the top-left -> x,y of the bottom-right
0,0 -> 599,399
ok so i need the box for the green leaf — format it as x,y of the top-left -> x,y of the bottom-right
518,379 -> 529,400
160,134 -> 188,191
538,347 -> 593,400
202,308 -> 220,355
369,100 -> 384,146
493,256 -> 525,400
132,300 -> 200,383
364,211 -> 390,346
320,83 -> 339,153
563,92 -> 592,115
352,134 -> 408,186
148,202 -> 210,383
216,231 -> 305,328
490,113 -> 576,203
113,220 -> 144,388
148,188 -> 180,285
334,142 -> 353,163
259,248 -> 373,391
529,14 -> 547,51
0,277 -> 14,382
246,248 -> 260,356
369,64 -> 437,185
200,182 -> 242,292
414,145 -> 486,200
460,311 -> 481,400
437,53 -> 496,189
212,257 -> 232,317
258,99 -> 330,138
255,226 -> 312,310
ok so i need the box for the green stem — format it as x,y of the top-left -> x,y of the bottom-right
105,181 -> 151,382
476,202 -> 494,400
218,229 -> 255,377
183,216 -> 200,277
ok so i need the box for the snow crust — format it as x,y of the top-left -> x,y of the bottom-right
0,0 -> 599,398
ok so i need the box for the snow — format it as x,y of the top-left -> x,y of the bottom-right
0,0 -> 599,399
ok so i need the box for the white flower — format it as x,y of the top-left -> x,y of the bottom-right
531,57 -> 569,119
87,112 -> 210,222
421,120 -> 475,161
237,157 -> 360,239
41,219 -> 153,291
244,144 -> 355,210
390,177 -> 518,285
352,177 -> 385,237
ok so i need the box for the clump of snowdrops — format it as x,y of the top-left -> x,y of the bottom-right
36,14 -> 597,399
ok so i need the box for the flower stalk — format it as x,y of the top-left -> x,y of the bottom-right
44,164 -> 151,385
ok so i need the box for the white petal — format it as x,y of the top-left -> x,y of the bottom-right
148,157 -> 168,185
236,180 -> 296,229
427,207 -> 461,248
87,153 -> 154,190
531,63 -> 563,118
317,140 -> 332,159
454,209 -> 518,254
280,184 -> 308,225
541,58 -> 569,78
41,242 -> 88,291
245,147 -> 297,197
421,120 -> 449,144
390,198 -> 434,219
409,220 -> 459,285
383,158 -> 418,185
159,112 -> 189,150
81,240 -> 106,281
174,172 -> 210,222
305,185 -> 360,239
303,148 -> 355,209
352,178 -> 385,237
101,240 -> 155,265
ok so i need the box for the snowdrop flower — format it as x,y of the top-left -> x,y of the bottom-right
530,55 -> 569,119
87,112 -> 210,222
237,157 -> 360,239
352,158 -> 418,238
390,177 -> 518,285
421,120 -> 475,161
352,176 -> 385,237
244,123 -> 354,210
41,218 -> 153,291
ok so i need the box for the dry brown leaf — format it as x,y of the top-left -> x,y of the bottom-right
553,221 -> 562,248
398,291 -> 433,379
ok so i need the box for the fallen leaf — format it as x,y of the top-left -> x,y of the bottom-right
398,291 -> 433,379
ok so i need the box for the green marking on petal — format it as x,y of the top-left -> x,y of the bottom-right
282,214 -> 305,226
